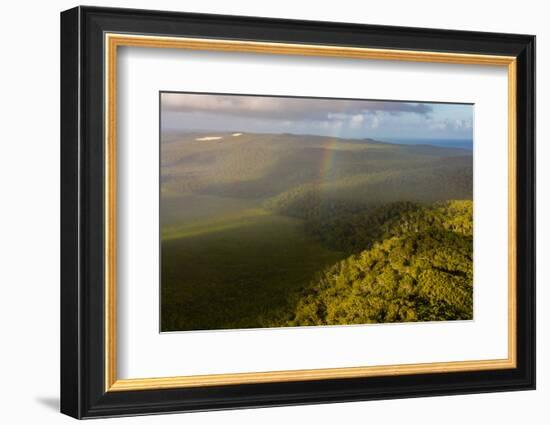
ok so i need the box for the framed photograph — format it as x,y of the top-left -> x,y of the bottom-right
60,6 -> 535,419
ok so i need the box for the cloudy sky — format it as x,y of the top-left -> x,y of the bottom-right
161,92 -> 473,141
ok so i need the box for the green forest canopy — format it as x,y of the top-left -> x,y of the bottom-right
268,200 -> 473,326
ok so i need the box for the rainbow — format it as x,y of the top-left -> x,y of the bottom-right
318,137 -> 337,184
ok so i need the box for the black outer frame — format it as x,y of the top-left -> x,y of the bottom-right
60,5 -> 536,419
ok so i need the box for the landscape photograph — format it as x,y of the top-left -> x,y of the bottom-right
160,92 -> 474,332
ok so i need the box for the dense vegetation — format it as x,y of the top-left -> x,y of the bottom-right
269,200 -> 473,326
162,133 -> 472,202
161,210 -> 342,331
160,132 -> 473,331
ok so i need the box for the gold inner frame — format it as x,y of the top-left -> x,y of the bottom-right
104,33 -> 518,392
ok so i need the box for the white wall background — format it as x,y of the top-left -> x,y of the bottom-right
0,0 -> 545,423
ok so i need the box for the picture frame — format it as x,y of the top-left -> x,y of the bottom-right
60,5 -> 535,419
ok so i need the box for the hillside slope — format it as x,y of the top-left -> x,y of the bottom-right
162,132 -> 473,206
271,200 -> 473,326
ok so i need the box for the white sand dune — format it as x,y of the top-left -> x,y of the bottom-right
196,136 -> 223,141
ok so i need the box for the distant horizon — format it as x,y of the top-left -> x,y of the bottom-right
161,128 -> 473,150
161,93 -> 473,142
162,128 -> 473,141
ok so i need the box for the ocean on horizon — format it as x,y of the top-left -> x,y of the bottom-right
381,138 -> 473,151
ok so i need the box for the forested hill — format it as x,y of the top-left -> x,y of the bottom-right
162,132 -> 473,207
269,200 -> 473,326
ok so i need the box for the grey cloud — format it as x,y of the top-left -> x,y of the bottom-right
161,93 -> 433,122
